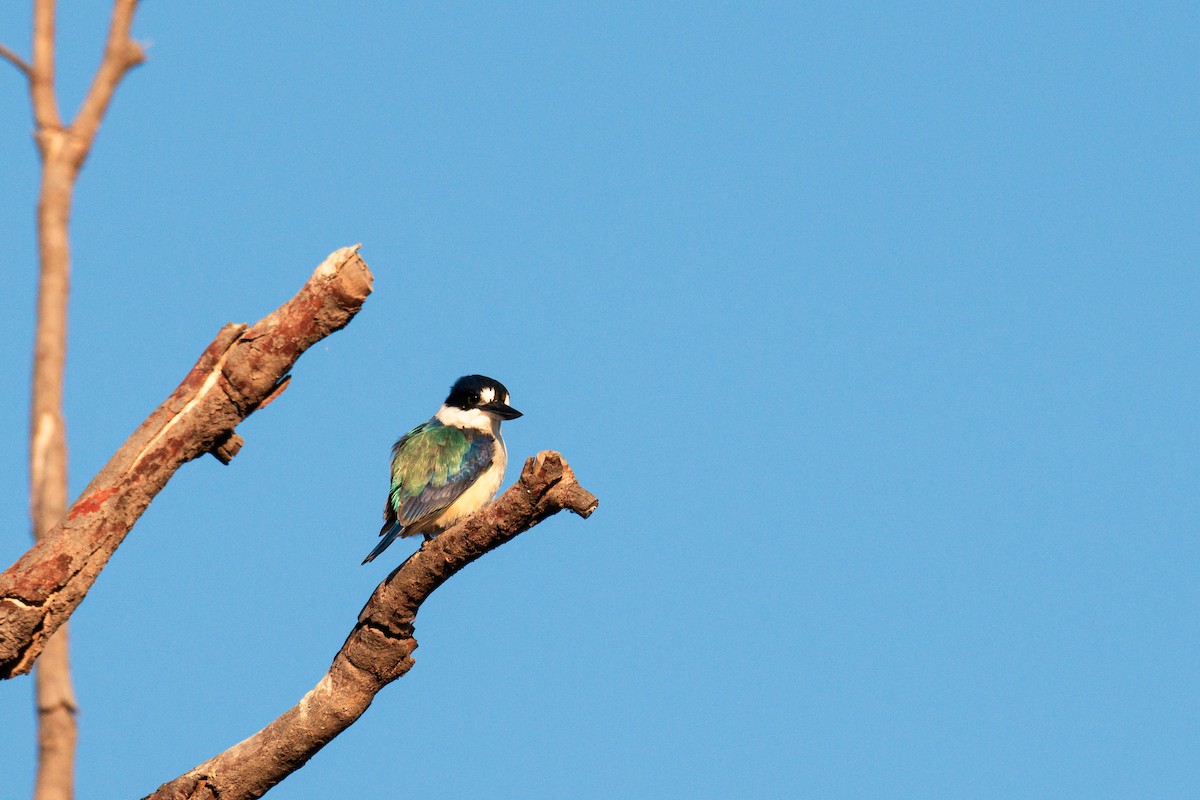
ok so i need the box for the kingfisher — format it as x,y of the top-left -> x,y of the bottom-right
361,374 -> 523,564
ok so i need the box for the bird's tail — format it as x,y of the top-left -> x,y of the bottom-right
362,521 -> 404,564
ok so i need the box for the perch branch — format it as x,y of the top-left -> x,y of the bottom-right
0,246 -> 373,680
145,451 -> 597,800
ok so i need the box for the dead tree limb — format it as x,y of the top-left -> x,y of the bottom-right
0,246 -> 373,680
146,451 -> 597,800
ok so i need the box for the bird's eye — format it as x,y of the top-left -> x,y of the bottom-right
468,393 -> 480,405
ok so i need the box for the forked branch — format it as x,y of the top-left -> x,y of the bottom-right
146,452 -> 597,800
68,0 -> 144,168
17,3 -> 145,797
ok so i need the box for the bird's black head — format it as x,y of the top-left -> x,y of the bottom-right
445,374 -> 523,420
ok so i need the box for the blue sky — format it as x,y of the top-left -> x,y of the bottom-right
1,3 -> 1198,798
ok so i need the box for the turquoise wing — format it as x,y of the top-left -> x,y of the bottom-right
382,420 -> 494,532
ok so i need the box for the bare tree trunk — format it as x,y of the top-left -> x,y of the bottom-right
29,129 -> 78,800
4,2 -> 144,797
29,5 -> 77,796
33,630 -> 76,800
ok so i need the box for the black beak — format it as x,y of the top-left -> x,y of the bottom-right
482,401 -> 523,420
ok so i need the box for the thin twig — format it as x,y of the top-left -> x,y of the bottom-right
0,42 -> 31,76
69,0 -> 144,167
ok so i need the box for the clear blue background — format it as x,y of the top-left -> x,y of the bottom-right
2,3 -> 1198,798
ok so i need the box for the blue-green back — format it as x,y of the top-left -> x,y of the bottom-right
384,419 -> 494,528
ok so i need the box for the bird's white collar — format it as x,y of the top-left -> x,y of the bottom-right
435,404 -> 499,433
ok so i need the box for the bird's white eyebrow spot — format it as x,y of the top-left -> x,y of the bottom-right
480,387 -> 496,404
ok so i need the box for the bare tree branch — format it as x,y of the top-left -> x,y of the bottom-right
33,627 -> 76,800
0,247 -> 373,680
66,0 -> 144,169
146,451 -> 598,800
24,2 -> 84,796
29,0 -> 62,136
0,42 -> 31,75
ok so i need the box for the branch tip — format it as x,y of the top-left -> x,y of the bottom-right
563,485 -> 599,518
312,245 -> 366,281
209,432 -> 245,465
126,38 -> 147,67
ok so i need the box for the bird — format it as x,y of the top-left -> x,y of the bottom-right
361,374 -> 523,564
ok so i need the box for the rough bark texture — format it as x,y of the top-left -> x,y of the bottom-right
145,452 -> 597,800
0,247 -> 373,680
